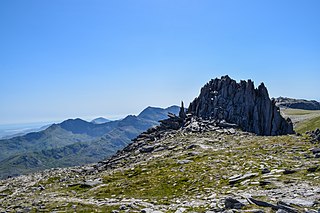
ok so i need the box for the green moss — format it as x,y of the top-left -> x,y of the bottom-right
31,202 -> 121,212
283,109 -> 316,116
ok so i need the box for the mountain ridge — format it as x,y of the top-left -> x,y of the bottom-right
275,97 -> 320,110
0,105 -> 180,179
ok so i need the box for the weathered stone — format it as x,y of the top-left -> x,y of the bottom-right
283,169 -> 296,175
276,209 -> 289,213
187,75 -> 294,136
224,197 -> 245,209
277,201 -> 299,213
186,144 -> 199,149
311,148 -> 320,154
175,207 -> 187,213
80,179 -> 102,187
307,166 -> 319,173
281,198 -> 314,207
307,129 -> 320,142
177,159 -> 193,164
259,180 -> 271,186
179,101 -> 186,121
229,173 -> 258,185
141,208 -> 153,213
139,146 -> 154,153
261,168 -> 270,174
248,197 -> 278,209
242,210 -> 265,213
119,204 -> 127,210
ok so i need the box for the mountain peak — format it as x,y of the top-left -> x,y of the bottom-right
91,117 -> 110,124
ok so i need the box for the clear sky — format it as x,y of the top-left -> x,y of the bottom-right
0,0 -> 319,125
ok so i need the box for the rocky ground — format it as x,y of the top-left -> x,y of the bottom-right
1,120 -> 319,212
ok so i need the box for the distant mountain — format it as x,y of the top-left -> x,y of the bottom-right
275,97 -> 320,110
0,105 -> 179,179
138,106 -> 180,121
91,117 -> 111,124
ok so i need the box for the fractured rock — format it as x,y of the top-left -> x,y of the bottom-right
247,197 -> 278,209
224,197 -> 245,209
188,75 -> 294,136
281,198 -> 314,207
229,173 -> 258,185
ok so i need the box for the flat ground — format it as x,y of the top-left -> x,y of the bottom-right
280,108 -> 320,133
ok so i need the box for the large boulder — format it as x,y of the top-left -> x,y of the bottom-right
188,75 -> 294,136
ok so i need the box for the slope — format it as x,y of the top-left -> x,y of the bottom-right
280,108 -> 320,133
0,125 -> 319,212
0,106 -> 179,179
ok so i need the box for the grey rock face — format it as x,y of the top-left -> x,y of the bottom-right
224,197 -> 245,209
188,75 -> 294,136
307,129 -> 320,143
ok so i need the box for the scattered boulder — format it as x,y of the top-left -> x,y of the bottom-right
224,197 -> 245,209
283,169 -> 296,175
311,147 -> 320,154
307,129 -> 320,143
177,159 -> 193,165
141,208 -> 154,213
175,207 -> 187,213
80,179 -> 102,187
281,198 -> 314,207
119,204 -> 127,210
229,173 -> 258,185
261,168 -> 271,174
276,201 -> 299,213
247,197 -> 278,209
139,146 -> 155,153
307,166 -> 319,173
259,180 -> 272,186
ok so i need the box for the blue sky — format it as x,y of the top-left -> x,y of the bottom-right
0,0 -> 319,124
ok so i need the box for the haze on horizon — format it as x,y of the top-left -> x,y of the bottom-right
1,0 -> 319,125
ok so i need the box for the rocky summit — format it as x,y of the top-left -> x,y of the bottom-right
188,75 -> 294,136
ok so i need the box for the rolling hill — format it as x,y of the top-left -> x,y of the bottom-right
0,105 -> 179,179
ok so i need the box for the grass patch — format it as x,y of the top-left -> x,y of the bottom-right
281,109 -> 318,116
30,202 -> 120,212
295,115 -> 320,133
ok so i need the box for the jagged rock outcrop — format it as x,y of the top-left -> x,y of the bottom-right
188,75 -> 294,136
